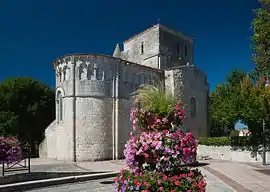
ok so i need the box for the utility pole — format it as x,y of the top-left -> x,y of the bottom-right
262,119 -> 266,166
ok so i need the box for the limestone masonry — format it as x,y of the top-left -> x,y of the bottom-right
39,24 -> 210,162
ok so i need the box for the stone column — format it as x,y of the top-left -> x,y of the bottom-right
112,68 -> 115,160
70,57 -> 77,162
115,61 -> 120,159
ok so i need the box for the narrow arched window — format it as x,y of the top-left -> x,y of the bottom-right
57,91 -> 63,122
148,76 -> 152,84
185,45 -> 188,56
58,68 -> 62,82
59,95 -> 63,121
141,42 -> 144,54
190,97 -> 196,118
63,66 -> 67,81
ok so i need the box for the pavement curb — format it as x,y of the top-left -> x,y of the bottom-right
0,171 -> 119,192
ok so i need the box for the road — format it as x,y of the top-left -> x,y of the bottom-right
26,177 -> 114,192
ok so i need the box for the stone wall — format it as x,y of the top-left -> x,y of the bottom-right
123,25 -> 160,68
181,66 -> 209,137
159,26 -> 194,67
164,65 -> 209,137
122,24 -> 194,70
40,54 -> 163,161
198,145 -> 270,163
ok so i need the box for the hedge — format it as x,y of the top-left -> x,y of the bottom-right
198,136 -> 252,147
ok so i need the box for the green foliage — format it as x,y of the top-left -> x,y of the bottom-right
198,137 -> 231,146
238,74 -> 270,146
251,0 -> 270,73
0,77 -> 55,145
210,69 -> 245,136
131,83 -> 178,116
198,136 -> 251,147
0,111 -> 19,136
239,75 -> 267,122
229,129 -> 240,137
211,85 -> 236,125
230,130 -> 239,137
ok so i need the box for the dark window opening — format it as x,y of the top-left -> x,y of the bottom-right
177,43 -> 180,54
141,42 -> 144,54
185,45 -> 188,56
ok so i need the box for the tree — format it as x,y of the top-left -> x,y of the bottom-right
0,77 -> 55,147
251,0 -> 270,73
210,69 -> 245,136
239,75 -> 270,145
0,111 -> 19,136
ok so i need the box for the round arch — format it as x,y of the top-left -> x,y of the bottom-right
56,87 -> 65,123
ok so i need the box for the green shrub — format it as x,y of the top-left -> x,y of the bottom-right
198,137 -> 230,146
198,136 -> 251,147
229,130 -> 240,137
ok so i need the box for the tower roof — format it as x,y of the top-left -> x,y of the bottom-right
113,43 -> 121,58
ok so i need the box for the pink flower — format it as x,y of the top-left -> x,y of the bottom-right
163,175 -> 168,180
159,187 -> 164,191
155,118 -> 161,123
177,101 -> 182,105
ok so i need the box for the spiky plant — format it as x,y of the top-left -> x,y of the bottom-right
131,83 -> 178,116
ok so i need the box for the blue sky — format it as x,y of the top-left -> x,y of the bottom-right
0,0 -> 259,90
0,0 -> 259,130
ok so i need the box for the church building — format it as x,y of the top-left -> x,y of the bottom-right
39,24 -> 210,162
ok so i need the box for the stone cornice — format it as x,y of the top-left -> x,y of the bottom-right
52,53 -> 164,74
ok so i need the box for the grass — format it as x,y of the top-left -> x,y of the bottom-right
131,83 -> 178,115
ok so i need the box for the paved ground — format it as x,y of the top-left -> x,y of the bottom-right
5,158 -> 270,191
26,170 -> 233,192
24,166 -> 234,192
26,177 -> 115,192
201,168 -> 235,192
203,159 -> 270,192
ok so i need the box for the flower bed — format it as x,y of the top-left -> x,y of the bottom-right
0,137 -> 22,163
124,129 -> 197,174
114,168 -> 206,192
113,85 -> 207,192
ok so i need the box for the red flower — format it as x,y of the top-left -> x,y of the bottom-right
143,181 -> 150,188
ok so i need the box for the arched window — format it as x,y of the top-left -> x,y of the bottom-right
190,97 -> 196,118
141,42 -> 144,54
148,76 -> 152,84
63,66 -> 67,81
137,74 -> 141,85
58,68 -> 62,82
56,91 -> 63,122
153,76 -> 157,85
144,75 -> 148,84
177,43 -> 180,54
